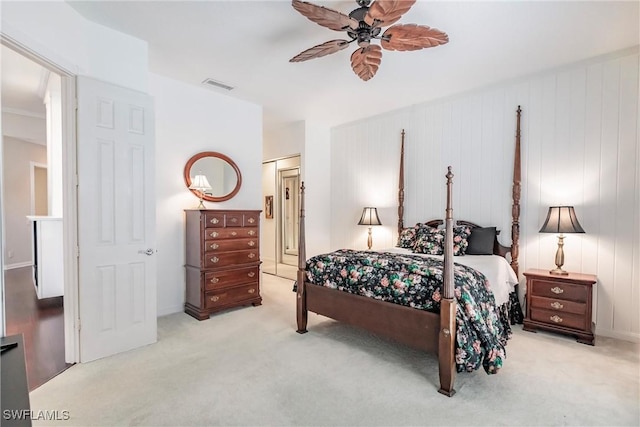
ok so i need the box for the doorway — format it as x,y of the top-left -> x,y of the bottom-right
262,155 -> 300,280
1,42 -> 74,389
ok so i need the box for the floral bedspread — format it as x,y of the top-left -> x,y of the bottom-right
305,249 -> 511,374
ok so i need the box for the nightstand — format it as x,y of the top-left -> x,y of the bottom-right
523,269 -> 596,345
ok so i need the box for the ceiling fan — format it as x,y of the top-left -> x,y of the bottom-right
289,0 -> 449,81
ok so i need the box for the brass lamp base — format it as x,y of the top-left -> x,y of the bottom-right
549,234 -> 568,275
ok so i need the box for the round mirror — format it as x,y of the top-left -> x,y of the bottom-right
184,151 -> 242,202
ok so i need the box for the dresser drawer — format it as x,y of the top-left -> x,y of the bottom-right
204,249 -> 260,268
204,212 -> 225,227
243,212 -> 260,227
204,238 -> 258,253
530,279 -> 588,303
205,284 -> 259,309
530,295 -> 586,316
204,267 -> 259,291
205,227 -> 258,240
530,308 -> 586,330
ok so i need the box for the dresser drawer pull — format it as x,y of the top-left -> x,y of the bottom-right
231,231 -> 238,237
210,296 -> 220,302
248,253 -> 256,259
247,217 -> 256,224
210,257 -> 219,263
230,217 -> 239,224
210,218 -> 220,224
248,230 -> 256,236
210,231 -> 219,238
248,272 -> 255,278
550,315 -> 563,323
248,241 -> 256,247
248,288 -> 255,294
209,243 -> 219,250
550,301 -> 563,310
550,286 -> 564,294
210,277 -> 219,284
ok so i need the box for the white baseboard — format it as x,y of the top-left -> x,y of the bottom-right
3,261 -> 33,270
157,304 -> 184,317
595,327 -> 640,343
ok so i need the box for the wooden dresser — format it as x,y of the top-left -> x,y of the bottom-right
523,269 -> 596,345
184,209 -> 262,320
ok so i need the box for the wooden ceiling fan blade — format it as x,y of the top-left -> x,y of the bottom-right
290,40 -> 351,62
350,45 -> 382,81
292,0 -> 359,31
364,0 -> 417,28
381,24 -> 449,51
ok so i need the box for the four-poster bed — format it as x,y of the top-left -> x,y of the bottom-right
295,106 -> 523,396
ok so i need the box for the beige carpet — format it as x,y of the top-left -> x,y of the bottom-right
29,274 -> 639,426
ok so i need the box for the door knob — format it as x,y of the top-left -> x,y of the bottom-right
138,248 -> 155,256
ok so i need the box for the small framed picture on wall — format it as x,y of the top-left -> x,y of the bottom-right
265,195 -> 273,219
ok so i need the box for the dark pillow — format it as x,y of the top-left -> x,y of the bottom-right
466,227 -> 497,255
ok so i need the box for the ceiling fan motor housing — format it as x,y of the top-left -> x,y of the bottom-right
348,6 -> 381,47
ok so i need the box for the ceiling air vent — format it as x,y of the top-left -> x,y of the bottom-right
201,78 -> 234,91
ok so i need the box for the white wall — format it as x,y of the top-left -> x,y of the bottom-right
2,137 -> 47,266
1,112 -> 45,144
0,0 -> 148,92
331,47 -> 639,342
151,73 -> 263,316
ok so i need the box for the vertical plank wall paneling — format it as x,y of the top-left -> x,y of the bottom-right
330,49 -> 639,341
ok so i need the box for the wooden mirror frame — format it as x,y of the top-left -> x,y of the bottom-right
183,151 -> 242,203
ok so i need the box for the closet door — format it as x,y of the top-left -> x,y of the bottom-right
76,76 -> 157,362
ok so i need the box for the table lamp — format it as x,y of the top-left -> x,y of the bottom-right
539,206 -> 585,275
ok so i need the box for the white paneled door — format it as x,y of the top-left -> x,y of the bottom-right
77,77 -> 156,362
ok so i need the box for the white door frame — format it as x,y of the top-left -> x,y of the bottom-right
0,34 -> 80,363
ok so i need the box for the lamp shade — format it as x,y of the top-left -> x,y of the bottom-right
539,206 -> 585,234
189,174 -> 212,192
358,207 -> 382,226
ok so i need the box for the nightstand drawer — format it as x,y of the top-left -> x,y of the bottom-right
204,267 -> 259,291
530,308 -> 586,330
205,284 -> 259,309
531,279 -> 588,302
530,295 -> 586,315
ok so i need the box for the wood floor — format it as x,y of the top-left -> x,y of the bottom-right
4,266 -> 71,391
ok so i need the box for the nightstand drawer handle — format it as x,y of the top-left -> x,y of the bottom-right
550,315 -> 563,323
550,301 -> 563,310
210,296 -> 220,302
551,286 -> 564,294
248,253 -> 256,259
210,231 -> 219,238
248,272 -> 255,278
210,277 -> 219,284
210,218 -> 220,224
248,288 -> 255,294
210,257 -> 219,263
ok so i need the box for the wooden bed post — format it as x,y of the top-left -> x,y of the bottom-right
398,129 -> 405,236
511,106 -> 522,277
296,181 -> 308,334
438,166 -> 456,397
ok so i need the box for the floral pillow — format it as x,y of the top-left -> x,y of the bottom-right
453,225 -> 472,256
397,227 -> 417,249
413,226 -> 445,255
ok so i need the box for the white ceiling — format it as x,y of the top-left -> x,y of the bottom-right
1,45 -> 48,117
6,1 -> 640,135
